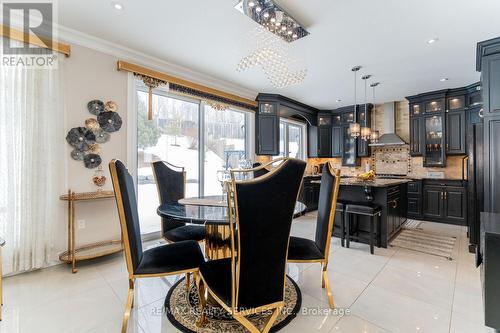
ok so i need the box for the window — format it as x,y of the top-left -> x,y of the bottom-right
135,84 -> 253,235
279,118 -> 306,160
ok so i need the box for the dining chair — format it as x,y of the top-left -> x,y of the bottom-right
196,157 -> 306,333
287,162 -> 341,309
110,160 -> 204,333
249,157 -> 287,179
251,162 -> 269,178
151,161 -> 205,243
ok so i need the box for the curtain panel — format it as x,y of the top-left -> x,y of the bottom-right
0,51 -> 66,275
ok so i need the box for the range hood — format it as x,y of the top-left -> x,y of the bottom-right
369,102 -> 407,147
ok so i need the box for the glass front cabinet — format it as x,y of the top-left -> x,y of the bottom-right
423,113 -> 446,167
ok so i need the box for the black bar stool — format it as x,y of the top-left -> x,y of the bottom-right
344,203 -> 382,254
335,200 -> 348,247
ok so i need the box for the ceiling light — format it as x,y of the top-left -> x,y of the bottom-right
427,38 -> 439,44
235,0 -> 308,43
111,2 -> 123,10
336,99 -> 342,102
440,77 -> 449,82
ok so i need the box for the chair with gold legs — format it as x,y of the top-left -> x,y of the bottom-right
287,162 -> 341,309
196,158 -> 306,333
110,160 -> 204,333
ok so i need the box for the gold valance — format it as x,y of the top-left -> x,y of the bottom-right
117,60 -> 258,113
0,25 -> 70,56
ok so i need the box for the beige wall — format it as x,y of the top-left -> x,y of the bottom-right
59,44 -> 128,250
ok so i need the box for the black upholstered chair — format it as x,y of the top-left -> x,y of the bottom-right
287,162 -> 341,309
252,162 -> 269,178
110,160 -> 204,333
196,158 -> 306,333
151,161 -> 205,243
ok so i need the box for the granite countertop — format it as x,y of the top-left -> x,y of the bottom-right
310,177 -> 412,187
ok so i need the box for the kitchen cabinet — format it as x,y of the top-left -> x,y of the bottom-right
446,111 -> 466,155
331,126 -> 342,157
423,113 -> 446,167
342,125 -> 360,166
301,177 -> 321,212
477,37 -> 500,215
255,101 -> 280,155
357,104 -> 372,157
410,116 -> 423,156
256,94 -> 319,157
422,180 -> 467,225
406,180 -> 422,219
317,114 -> 332,157
307,125 -> 318,158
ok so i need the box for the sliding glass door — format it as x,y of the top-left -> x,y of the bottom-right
203,105 -> 249,195
279,118 -> 306,159
137,90 -> 200,234
135,85 -> 252,235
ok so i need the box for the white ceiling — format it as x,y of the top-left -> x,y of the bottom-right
58,0 -> 500,109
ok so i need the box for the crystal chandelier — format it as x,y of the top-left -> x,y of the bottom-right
234,0 -> 309,43
349,66 -> 361,138
236,26 -> 307,89
360,74 -> 372,141
369,82 -> 380,143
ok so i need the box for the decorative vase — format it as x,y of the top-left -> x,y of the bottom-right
92,166 -> 107,192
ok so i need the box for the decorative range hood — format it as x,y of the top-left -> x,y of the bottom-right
369,102 -> 407,147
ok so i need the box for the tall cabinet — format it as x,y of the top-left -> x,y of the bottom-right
476,36 -> 500,332
477,37 -> 500,214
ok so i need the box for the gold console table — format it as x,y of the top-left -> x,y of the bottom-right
59,190 -> 123,273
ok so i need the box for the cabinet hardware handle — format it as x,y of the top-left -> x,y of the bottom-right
479,108 -> 484,118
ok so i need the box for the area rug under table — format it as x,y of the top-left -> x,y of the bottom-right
390,229 -> 457,260
164,276 -> 301,333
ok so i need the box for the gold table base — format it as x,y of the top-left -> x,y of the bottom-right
204,224 -> 232,260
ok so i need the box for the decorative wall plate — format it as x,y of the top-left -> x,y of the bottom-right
66,127 -> 95,151
93,129 -> 111,143
88,143 -> 102,154
83,154 -> 102,169
98,111 -> 122,132
70,149 -> 85,161
104,101 -> 117,112
87,100 -> 105,115
85,118 -> 100,131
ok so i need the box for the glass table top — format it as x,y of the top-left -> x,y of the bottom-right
157,197 -> 306,225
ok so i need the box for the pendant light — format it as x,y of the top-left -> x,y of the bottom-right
349,66 -> 361,138
360,74 -> 372,141
369,82 -> 380,143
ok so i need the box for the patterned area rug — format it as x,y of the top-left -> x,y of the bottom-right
164,276 -> 301,333
402,219 -> 424,230
390,229 -> 456,260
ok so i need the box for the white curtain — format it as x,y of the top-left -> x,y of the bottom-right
0,50 -> 66,275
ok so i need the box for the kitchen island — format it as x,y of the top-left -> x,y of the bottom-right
309,176 -> 410,248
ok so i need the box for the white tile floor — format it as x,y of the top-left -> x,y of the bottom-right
0,214 -> 494,333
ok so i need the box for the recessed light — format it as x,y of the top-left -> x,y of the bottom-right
440,78 -> 449,82
427,38 -> 439,44
111,2 -> 123,10
336,99 -> 342,102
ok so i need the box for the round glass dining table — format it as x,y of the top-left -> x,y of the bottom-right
157,195 -> 307,259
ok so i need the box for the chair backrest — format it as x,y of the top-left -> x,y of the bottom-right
227,158 -> 306,310
151,161 -> 185,204
109,159 -> 143,275
252,162 -> 269,178
314,162 -> 341,259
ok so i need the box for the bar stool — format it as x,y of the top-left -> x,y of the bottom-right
335,200 -> 349,247
344,203 -> 382,254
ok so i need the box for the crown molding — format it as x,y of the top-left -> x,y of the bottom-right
56,25 -> 258,100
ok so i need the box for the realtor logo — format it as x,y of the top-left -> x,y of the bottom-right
2,1 -> 57,68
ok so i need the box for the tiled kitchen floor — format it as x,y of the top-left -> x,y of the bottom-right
0,214 -> 493,333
